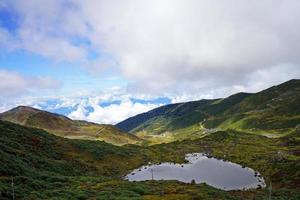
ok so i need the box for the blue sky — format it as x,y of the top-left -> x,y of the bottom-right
0,1 -> 300,124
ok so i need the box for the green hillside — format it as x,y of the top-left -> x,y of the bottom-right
117,79 -> 300,143
0,106 -> 140,145
206,79 -> 300,135
0,120 -> 299,199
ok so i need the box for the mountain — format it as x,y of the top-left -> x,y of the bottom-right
116,79 -> 300,143
0,106 -> 140,145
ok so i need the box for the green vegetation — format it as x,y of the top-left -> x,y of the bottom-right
0,106 -> 140,145
0,120 -> 299,199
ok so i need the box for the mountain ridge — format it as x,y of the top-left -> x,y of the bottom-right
116,79 -> 300,143
0,106 -> 140,145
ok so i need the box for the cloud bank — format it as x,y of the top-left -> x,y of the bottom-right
0,87 -> 163,124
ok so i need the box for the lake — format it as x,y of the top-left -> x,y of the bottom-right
125,153 -> 265,191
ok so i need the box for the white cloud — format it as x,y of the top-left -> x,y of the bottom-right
1,0 -> 300,98
19,29 -> 87,62
79,99 -> 157,124
76,0 -> 300,96
66,92 -> 159,124
68,103 -> 88,120
1,0 -> 87,61
0,28 -> 18,50
0,69 -> 60,98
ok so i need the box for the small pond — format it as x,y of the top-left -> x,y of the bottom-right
125,153 -> 265,191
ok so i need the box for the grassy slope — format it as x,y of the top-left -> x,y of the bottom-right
117,79 -> 300,143
0,106 -> 140,145
204,79 -> 300,135
0,121 -> 299,199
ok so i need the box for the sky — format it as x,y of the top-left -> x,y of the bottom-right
0,0 -> 300,124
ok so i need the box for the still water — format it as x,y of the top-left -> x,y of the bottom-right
125,153 -> 265,190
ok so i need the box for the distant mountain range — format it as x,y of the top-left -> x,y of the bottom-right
0,106 -> 140,145
116,79 -> 300,143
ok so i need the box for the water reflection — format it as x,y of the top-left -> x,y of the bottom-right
125,153 -> 265,190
